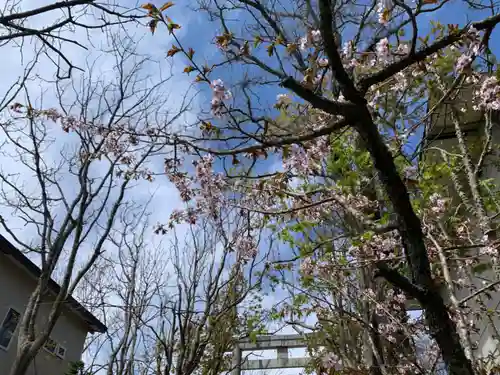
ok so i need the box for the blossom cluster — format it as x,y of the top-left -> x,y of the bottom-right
10,104 -> 88,132
234,236 -> 259,261
428,193 -> 447,217
8,103 -> 144,169
320,352 -> 342,371
290,30 -> 409,88
474,76 -> 500,111
162,154 -> 260,263
210,79 -> 232,117
349,232 -> 400,260
298,29 -> 321,51
165,154 -> 227,222
299,256 -> 314,276
282,136 -> 330,175
299,256 -> 337,279
455,26 -> 482,73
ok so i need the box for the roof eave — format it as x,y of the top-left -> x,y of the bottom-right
0,235 -> 107,334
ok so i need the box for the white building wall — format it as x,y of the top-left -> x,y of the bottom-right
0,251 -> 90,375
424,84 -> 500,366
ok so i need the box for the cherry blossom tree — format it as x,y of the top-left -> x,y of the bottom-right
139,0 -> 500,374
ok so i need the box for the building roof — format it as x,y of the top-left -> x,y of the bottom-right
0,234 -> 107,334
425,81 -> 483,142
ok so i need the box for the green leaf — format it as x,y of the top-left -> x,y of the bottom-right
267,43 -> 275,56
249,331 -> 258,343
253,36 -> 263,48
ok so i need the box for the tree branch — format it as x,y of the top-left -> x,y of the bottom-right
281,76 -> 359,116
458,279 -> 500,307
358,13 -> 500,92
374,262 -> 428,301
181,116 -> 348,155
0,0 -> 92,24
317,0 -> 363,103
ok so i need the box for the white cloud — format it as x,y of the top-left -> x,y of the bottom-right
0,0 -> 202,248
0,0 -> 203,367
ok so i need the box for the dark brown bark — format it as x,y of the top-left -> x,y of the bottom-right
284,77 -> 475,373
353,107 -> 474,375
284,1 -> 476,365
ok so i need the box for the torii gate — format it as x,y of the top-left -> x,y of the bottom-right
231,333 -> 312,375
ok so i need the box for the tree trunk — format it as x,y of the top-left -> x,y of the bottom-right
352,108 -> 475,375
9,343 -> 35,375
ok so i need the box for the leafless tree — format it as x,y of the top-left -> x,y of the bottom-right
0,0 -> 143,79
78,201 -> 270,375
0,0 -> 147,124
77,206 -> 167,375
0,32 -> 188,375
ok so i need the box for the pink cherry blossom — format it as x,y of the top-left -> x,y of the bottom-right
210,79 -> 232,117
235,236 -> 258,261
474,77 -> 500,111
299,29 -> 322,50
375,38 -> 391,64
311,30 -> 321,42
429,193 -> 447,216
300,257 -> 315,276
455,55 -> 472,72
168,172 -> 193,202
321,352 -> 342,370
342,41 -> 354,59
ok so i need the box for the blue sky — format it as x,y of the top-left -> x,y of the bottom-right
171,0 -> 500,166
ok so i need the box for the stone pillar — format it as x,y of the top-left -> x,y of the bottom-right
277,347 -> 289,368
231,344 -> 242,375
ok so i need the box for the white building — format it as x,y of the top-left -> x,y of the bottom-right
423,79 -> 500,367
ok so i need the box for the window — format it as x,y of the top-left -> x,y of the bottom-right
0,308 -> 21,349
43,337 -> 66,359
56,345 -> 66,359
43,337 -> 57,354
